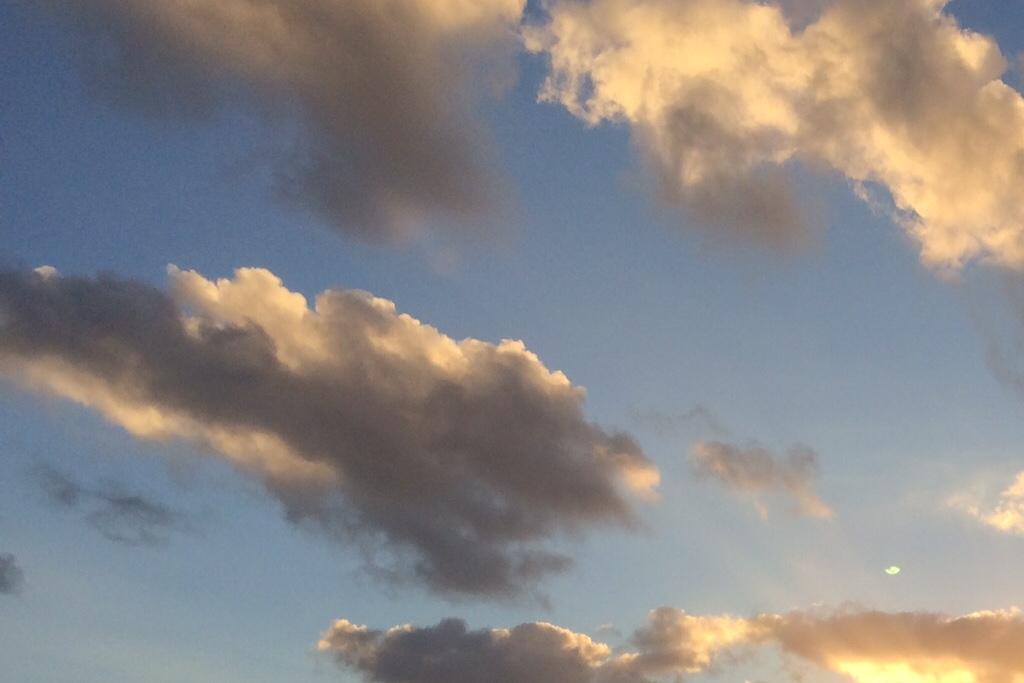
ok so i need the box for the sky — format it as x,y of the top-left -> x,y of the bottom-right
2,1 -> 1024,682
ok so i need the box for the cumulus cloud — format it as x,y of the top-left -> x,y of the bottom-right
44,0 -> 524,240
319,618 -> 622,683
954,471 -> 1024,535
526,0 -> 1024,269
319,606 -> 1024,683
690,441 -> 833,519
0,266 -> 657,598
34,465 -> 191,547
0,553 -> 24,596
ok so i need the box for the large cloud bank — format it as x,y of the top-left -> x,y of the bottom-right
46,0 -> 524,240
0,266 -> 657,597
320,605 -> 1024,683
526,0 -> 1024,269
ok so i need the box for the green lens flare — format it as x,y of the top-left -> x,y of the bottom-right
885,566 -> 901,575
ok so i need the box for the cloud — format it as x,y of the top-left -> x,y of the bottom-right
626,608 -> 758,675
43,0 -> 524,240
690,441 -> 833,519
954,471 -> 1024,535
758,607 -> 1024,683
34,465 -> 191,547
981,275 -> 1024,397
319,606 -> 1024,683
629,405 -> 729,438
0,266 -> 657,598
319,618 -> 622,683
526,0 -> 1024,270
0,553 -> 24,595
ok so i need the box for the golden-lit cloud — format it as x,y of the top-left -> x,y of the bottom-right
44,0 -> 524,239
955,472 -> 1024,535
319,606 -> 1024,683
526,0 -> 1024,270
760,608 -> 1024,683
0,266 -> 657,597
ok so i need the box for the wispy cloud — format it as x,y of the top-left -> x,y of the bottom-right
0,553 -> 24,596
630,405 -> 729,438
34,465 -> 192,547
690,440 -> 833,519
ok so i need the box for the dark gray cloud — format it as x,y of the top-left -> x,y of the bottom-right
0,553 -> 24,595
320,606 -> 1024,683
690,441 -> 833,518
0,266 -> 657,598
34,466 -> 190,547
318,610 -> 757,683
42,0 -> 524,240
319,618 -> 623,683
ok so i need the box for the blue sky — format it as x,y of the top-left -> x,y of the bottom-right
3,1 -> 1024,682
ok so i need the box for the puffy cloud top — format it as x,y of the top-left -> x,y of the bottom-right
0,266 -> 657,598
527,0 -> 1024,270
319,618 -> 616,683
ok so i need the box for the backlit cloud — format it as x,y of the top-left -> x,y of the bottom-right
44,0 -> 524,240
319,605 -> 1024,683
0,266 -> 657,598
760,607 -> 1024,683
526,0 -> 1024,270
690,441 -> 833,519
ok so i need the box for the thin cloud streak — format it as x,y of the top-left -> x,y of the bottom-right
34,465 -> 192,547
629,405 -> 730,438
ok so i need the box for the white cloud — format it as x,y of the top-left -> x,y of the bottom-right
526,0 -> 1024,270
